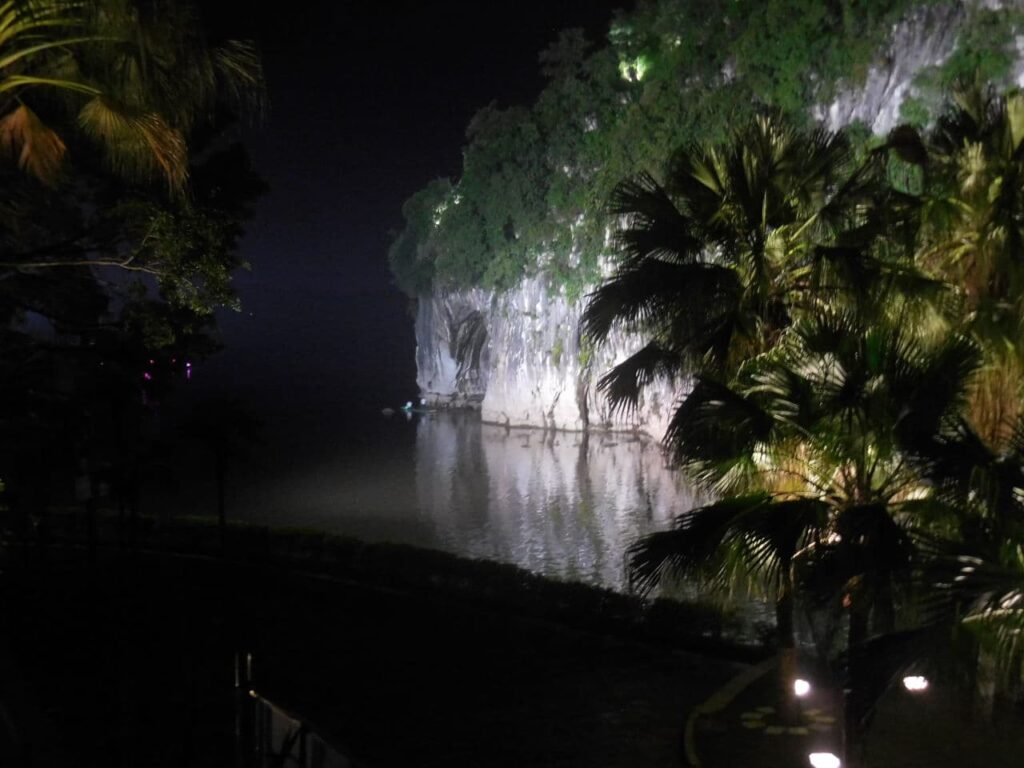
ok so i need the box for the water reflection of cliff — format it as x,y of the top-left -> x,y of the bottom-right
415,412 -> 698,590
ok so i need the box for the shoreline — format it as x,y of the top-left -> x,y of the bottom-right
417,401 -> 664,439
3,509 -> 765,662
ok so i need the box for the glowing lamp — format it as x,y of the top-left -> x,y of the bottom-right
902,675 -> 929,692
809,753 -> 841,768
793,678 -> 811,697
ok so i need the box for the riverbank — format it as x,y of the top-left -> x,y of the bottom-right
5,510 -> 762,658
140,408 -> 700,592
0,517 -> 753,767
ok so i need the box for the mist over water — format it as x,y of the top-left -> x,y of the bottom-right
158,404 -> 696,590
146,287 -> 698,590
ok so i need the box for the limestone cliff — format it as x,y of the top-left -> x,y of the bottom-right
416,274 -> 676,435
414,1 -> 1024,437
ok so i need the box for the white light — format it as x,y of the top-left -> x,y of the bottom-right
809,753 -> 841,768
794,678 -> 811,697
902,675 -> 929,692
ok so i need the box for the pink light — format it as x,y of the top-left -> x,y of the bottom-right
143,372 -> 152,381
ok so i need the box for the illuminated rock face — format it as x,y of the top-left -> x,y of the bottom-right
815,2 -> 964,134
416,274 -> 678,436
415,287 -> 492,409
415,1 -> 1022,436
819,1 -> 1024,134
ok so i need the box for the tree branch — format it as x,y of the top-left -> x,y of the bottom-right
0,258 -> 164,275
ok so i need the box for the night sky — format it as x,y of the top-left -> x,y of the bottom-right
196,1 -> 628,420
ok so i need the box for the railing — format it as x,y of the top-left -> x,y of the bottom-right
234,652 -> 358,768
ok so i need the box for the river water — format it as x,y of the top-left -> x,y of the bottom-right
152,289 -> 699,592
159,406 -> 698,592
412,412 -> 698,588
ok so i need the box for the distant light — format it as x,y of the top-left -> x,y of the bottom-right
903,675 -> 929,692
809,753 -> 841,768
618,54 -> 650,82
794,679 -> 811,697
143,372 -> 152,381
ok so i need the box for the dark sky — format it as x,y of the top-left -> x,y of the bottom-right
195,1 -> 628,416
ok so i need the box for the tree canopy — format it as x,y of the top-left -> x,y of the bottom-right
0,0 -> 264,519
389,0 -> 1024,298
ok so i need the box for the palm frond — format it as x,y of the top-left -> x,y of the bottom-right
0,103 -> 65,184
627,493 -> 772,595
918,544 -> 1024,685
596,341 -> 680,415
78,95 -> 187,191
0,0 -> 83,51
628,494 -> 826,598
213,39 -> 265,119
663,375 -> 773,475
580,259 -> 739,344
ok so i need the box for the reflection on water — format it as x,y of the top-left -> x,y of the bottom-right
414,412 -> 697,589
203,410 -> 696,592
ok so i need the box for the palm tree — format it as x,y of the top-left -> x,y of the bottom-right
583,112 -> 948,724
0,0 -> 263,191
901,411 -> 1024,709
580,112 -> 908,414
917,88 -> 1024,450
830,414 -> 1024,748
628,309 -> 981,729
628,493 -> 826,718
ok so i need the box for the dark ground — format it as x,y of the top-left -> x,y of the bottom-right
0,546 -> 743,768
691,662 -> 1024,768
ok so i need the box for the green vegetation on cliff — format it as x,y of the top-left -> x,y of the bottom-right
388,0 -> 1024,297
901,4 -> 1024,126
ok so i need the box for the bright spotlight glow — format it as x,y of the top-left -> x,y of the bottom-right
902,675 -> 929,692
808,753 -> 841,768
794,678 -> 811,697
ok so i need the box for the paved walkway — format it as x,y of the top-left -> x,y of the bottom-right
687,656 -> 1024,768
687,661 -> 841,768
